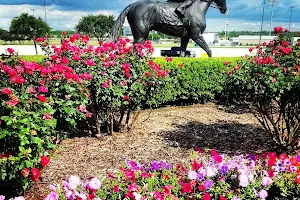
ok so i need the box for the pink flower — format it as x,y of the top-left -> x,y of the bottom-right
37,95 -> 47,103
6,99 -> 20,107
7,48 -> 15,55
261,176 -> 272,186
163,185 -> 172,196
78,105 -> 87,113
113,186 -> 120,192
165,57 -> 172,62
28,87 -> 37,94
35,37 -> 47,43
123,95 -> 130,101
86,112 -> 92,118
41,156 -> 50,166
81,35 -> 90,43
72,54 -> 81,61
102,82 -> 109,89
39,86 -> 48,93
258,189 -> 268,200
238,173 -> 249,187
274,26 -> 283,34
128,183 -> 139,192
44,192 -> 59,200
86,178 -> 101,190
43,113 -> 52,120
1,88 -> 12,95
10,75 -> 26,84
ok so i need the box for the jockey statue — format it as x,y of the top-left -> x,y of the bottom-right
168,0 -> 196,30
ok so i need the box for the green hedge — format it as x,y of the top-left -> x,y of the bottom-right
150,57 -> 240,105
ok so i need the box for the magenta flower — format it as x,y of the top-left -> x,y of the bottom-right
0,196 -> 5,200
44,192 -> 59,200
39,86 -> 48,93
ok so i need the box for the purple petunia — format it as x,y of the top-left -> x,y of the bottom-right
152,161 -> 159,170
197,172 -> 205,181
160,161 -> 167,169
204,179 -> 213,190
220,165 -> 228,175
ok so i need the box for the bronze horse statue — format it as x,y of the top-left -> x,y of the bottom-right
110,0 -> 227,57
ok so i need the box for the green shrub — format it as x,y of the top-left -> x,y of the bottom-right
151,57 -> 240,105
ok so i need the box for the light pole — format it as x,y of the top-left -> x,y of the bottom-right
259,0 -> 266,44
225,9 -> 229,40
269,0 -> 276,35
289,6 -> 294,31
44,0 -> 47,23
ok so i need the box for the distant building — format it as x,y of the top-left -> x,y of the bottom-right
236,35 -> 276,45
202,33 -> 219,46
123,26 -> 132,36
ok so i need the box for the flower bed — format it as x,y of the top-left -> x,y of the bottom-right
35,150 -> 300,200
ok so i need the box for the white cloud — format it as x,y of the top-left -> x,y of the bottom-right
0,4 -> 117,30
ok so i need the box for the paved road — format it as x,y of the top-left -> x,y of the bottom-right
0,45 -> 250,57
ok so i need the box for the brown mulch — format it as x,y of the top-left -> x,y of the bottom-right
28,103 -> 280,199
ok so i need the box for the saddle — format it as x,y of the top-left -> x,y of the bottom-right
158,2 -> 183,26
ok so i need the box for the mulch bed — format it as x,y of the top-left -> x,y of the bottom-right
27,103 -> 281,199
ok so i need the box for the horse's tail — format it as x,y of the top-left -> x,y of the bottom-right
110,4 -> 134,42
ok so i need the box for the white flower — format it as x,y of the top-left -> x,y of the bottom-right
68,175 -> 81,190
133,192 -> 142,200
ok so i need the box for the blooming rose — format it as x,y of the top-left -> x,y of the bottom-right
38,95 -> 47,103
1,88 -> 12,95
41,156 -> 50,167
30,168 -> 40,182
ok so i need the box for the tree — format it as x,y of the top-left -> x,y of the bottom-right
75,14 -> 114,42
10,13 -> 51,55
149,32 -> 161,41
0,29 -> 13,44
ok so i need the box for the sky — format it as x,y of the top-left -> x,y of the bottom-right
0,0 -> 299,32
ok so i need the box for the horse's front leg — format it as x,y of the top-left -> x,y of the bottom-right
180,37 -> 189,57
192,35 -> 212,57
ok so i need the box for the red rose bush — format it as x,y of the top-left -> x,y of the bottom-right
0,47 -> 91,194
37,34 -> 170,135
224,27 -> 300,151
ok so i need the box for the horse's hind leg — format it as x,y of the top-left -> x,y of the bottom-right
192,35 -> 212,57
180,37 -> 189,57
131,24 -> 150,44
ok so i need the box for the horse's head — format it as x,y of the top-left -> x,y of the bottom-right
213,0 -> 227,14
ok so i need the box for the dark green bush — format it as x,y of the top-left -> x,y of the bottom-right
150,57 -> 240,106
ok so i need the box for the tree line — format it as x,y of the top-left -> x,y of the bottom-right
0,13 -> 115,54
